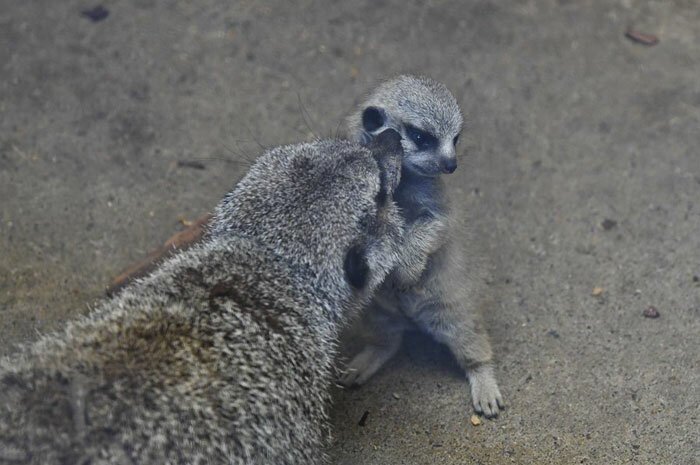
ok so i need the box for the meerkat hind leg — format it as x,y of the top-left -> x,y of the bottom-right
413,299 -> 504,418
467,363 -> 504,418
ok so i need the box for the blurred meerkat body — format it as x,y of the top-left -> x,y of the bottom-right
340,75 -> 504,417
0,132 -> 406,465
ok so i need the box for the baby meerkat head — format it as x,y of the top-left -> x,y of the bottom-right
211,129 -> 404,299
348,75 -> 463,178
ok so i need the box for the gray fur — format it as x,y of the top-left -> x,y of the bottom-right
341,75 -> 505,418
0,134 -> 406,464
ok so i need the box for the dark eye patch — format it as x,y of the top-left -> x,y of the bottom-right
453,133 -> 461,146
405,124 -> 438,151
344,244 -> 369,289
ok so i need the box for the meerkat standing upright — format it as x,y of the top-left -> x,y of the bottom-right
340,75 -> 505,418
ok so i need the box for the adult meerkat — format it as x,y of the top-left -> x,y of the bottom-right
340,75 -> 505,418
0,131 -> 407,465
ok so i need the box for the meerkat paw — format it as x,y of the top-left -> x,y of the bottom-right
468,364 -> 504,418
338,344 -> 398,387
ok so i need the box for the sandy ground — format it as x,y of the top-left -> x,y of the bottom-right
1,1 -> 698,464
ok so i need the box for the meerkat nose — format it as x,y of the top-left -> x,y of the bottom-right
441,158 -> 457,174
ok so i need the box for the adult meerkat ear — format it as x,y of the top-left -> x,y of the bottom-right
368,128 -> 403,203
344,244 -> 370,289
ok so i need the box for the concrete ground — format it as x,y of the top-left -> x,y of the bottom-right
1,1 -> 698,464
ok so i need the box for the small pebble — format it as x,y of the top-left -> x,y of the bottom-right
643,306 -> 660,319
358,410 -> 369,427
601,218 -> 617,230
177,160 -> 206,170
625,30 -> 659,46
81,5 -> 109,22
177,216 -> 194,227
470,414 -> 482,426
392,392 -> 400,400
592,287 -> 604,297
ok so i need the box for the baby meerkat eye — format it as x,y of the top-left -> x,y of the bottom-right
453,133 -> 461,146
405,124 -> 438,151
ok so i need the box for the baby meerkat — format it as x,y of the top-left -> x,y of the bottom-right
340,75 -> 505,418
0,130 -> 406,464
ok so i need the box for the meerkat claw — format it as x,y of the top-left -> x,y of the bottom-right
469,364 -> 504,418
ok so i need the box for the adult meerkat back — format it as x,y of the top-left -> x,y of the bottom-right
0,131 -> 406,465
340,75 -> 505,418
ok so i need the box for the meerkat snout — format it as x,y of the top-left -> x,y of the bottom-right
441,155 -> 457,174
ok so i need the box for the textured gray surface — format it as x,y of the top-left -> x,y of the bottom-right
1,1 -> 698,464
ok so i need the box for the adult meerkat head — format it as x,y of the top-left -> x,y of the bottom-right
212,129 -> 404,299
349,75 -> 463,177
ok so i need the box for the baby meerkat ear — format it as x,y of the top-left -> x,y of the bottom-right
344,244 -> 370,289
362,106 -> 386,133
